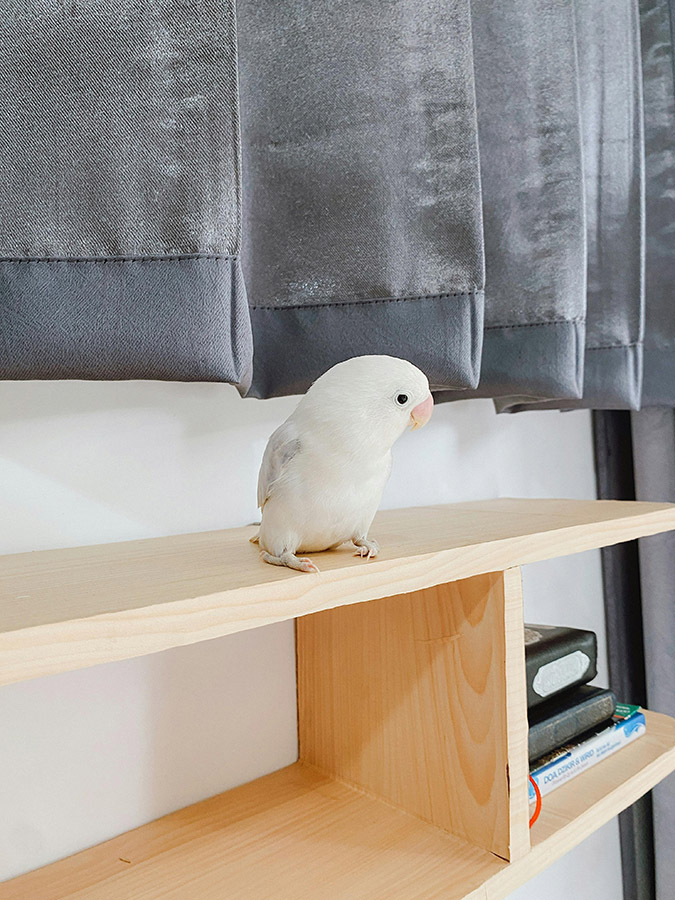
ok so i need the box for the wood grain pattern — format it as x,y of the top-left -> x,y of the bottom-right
297,570 -> 530,861
501,568 -> 530,862
3,712 -> 673,900
0,763 -> 503,900
2,499 -> 675,686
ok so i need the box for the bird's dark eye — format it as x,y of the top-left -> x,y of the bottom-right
396,393 -> 409,405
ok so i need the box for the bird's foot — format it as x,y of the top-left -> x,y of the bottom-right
249,533 -> 260,544
261,550 -> 320,574
352,537 -> 379,560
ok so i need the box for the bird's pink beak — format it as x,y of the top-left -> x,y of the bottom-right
410,393 -> 434,430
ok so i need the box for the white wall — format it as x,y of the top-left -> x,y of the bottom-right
0,381 -> 622,898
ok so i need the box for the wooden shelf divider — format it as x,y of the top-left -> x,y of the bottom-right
297,568 -> 530,862
2,498 -> 675,899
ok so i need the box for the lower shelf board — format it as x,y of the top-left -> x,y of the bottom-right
3,764 -> 504,900
4,711 -> 675,900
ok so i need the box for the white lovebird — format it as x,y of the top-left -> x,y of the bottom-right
252,355 -> 434,573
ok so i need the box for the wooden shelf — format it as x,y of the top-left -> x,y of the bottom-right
2,498 -> 675,685
3,498 -> 675,899
4,711 -> 674,900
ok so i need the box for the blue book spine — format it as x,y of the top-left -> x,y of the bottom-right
529,711 -> 646,802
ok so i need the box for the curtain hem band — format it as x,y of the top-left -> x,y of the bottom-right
495,342 -> 644,412
247,290 -> 484,399
642,349 -> 675,408
0,256 -> 253,388
435,319 -> 585,405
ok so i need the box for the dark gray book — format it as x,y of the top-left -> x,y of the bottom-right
528,684 -> 616,762
525,623 -> 597,708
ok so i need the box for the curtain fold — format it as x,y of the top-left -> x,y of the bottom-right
594,409 -> 675,900
237,0 -> 485,398
436,0 -> 587,406
497,0 -> 646,413
632,409 -> 675,900
0,1 -> 252,388
0,0 -> 672,408
640,0 -> 675,406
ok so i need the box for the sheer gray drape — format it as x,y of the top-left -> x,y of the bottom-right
0,0 -> 672,405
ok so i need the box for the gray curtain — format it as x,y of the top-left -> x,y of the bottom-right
594,409 -> 675,900
0,2 -> 252,388
640,0 -> 675,407
594,410 -> 655,900
237,0 -> 485,398
632,409 -> 675,900
437,0 -> 587,406
501,0 -> 673,414
498,0 -> 646,413
572,0 -> 645,410
0,0 -> 672,409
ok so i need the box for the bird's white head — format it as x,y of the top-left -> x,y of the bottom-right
298,355 -> 434,456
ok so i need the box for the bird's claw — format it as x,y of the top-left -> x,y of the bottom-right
352,538 -> 379,560
260,549 -> 320,573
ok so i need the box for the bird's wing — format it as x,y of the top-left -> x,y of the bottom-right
257,420 -> 301,509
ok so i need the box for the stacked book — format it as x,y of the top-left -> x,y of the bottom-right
525,624 -> 646,803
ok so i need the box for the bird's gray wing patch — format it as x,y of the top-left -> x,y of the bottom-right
257,421 -> 301,509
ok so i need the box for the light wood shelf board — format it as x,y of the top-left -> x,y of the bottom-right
530,710 -> 675,849
2,499 -> 674,685
0,762 -> 505,900
485,709 -> 675,898
3,710 -> 674,900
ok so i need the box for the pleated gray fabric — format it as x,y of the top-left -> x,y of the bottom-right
640,0 -> 675,407
436,0 -> 587,406
498,0 -> 646,413
237,0 -> 485,398
0,1 -> 252,387
0,0 -> 672,409
577,0 -> 645,409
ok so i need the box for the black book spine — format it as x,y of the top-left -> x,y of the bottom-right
525,625 -> 597,708
529,687 -> 617,762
